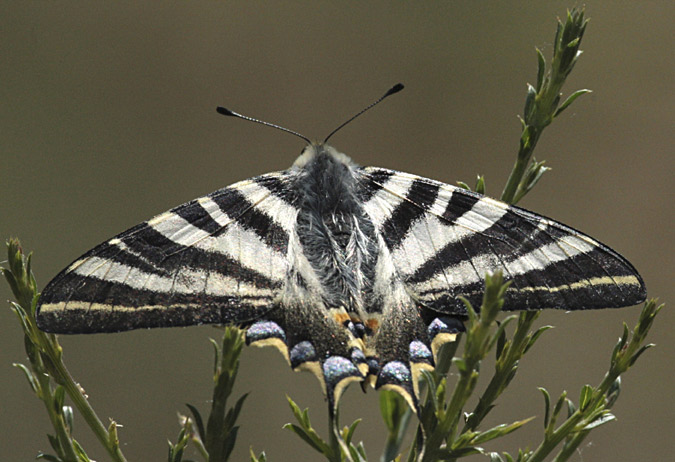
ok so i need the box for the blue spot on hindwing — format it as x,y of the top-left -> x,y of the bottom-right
427,316 -> 464,339
323,356 -> 361,386
379,361 -> 411,385
289,341 -> 317,368
409,340 -> 433,364
245,320 -> 286,344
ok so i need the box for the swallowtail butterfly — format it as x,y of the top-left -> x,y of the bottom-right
36,84 -> 646,410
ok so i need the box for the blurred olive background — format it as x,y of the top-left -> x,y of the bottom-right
2,2 -> 673,461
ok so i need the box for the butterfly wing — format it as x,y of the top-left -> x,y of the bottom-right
37,171 -> 298,334
360,167 -> 646,314
351,166 -> 646,408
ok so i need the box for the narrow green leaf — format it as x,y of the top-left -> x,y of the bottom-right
490,314 -> 517,356
566,398 -> 576,418
524,84 -> 537,122
475,175 -> 486,195
379,389 -> 400,431
554,89 -> 591,117
286,396 -> 304,424
611,323 -> 630,364
72,439 -> 90,461
566,37 -> 580,49
582,412 -> 616,430
579,384 -> 593,411
535,47 -> 546,92
547,390 -> 567,436
250,448 -> 266,462
456,181 -> 471,191
606,377 -> 621,408
185,403 -> 206,441
221,425 -> 240,461
470,417 -> 535,445
47,434 -> 61,454
224,393 -> 249,430
344,418 -> 361,445
489,452 -> 505,462
283,423 -> 330,455
63,405 -> 74,433
209,337 -> 221,378
53,386 -> 66,412
629,343 -> 655,366
36,453 -> 61,462
524,325 -> 553,354
538,387 -> 551,428
437,446 -> 483,458
13,362 -> 39,394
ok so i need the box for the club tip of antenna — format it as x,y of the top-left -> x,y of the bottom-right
386,83 -> 405,96
216,106 -> 235,116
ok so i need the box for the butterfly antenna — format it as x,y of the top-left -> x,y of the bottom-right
216,106 -> 312,145
323,83 -> 404,144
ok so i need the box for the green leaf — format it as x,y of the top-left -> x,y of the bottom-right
578,384 -> 593,411
538,387 -> 551,428
554,89 -> 591,117
380,389 -> 404,431
489,452 -> 505,462
470,417 -> 535,445
582,412 -> 616,430
209,337 -> 221,377
13,362 -> 39,394
437,446 -> 483,458
344,418 -> 361,445
456,180 -> 471,191
249,448 -> 266,462
475,175 -> 486,195
224,393 -> 249,431
524,83 -> 537,122
283,423 -> 330,455
513,159 -> 550,204
535,48 -> 546,92
611,323 -> 630,364
566,398 -> 576,418
36,453 -> 61,462
606,377 -> 621,408
185,403 -> 206,441
524,325 -> 552,354
629,343 -> 655,366
63,405 -> 74,433
284,397 -> 332,456
53,386 -> 66,414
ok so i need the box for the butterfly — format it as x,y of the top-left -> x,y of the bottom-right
36,84 -> 646,411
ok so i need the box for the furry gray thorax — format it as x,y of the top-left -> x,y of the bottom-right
293,145 -> 379,316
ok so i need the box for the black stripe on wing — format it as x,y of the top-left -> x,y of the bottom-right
37,276 -> 274,334
380,180 -> 439,249
421,245 -> 647,312
209,182 -> 290,252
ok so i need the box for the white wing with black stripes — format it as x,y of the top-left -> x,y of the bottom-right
359,168 -> 645,314
37,172 -> 299,333
37,143 -> 646,412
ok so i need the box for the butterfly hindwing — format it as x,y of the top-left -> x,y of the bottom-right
37,171 -> 298,333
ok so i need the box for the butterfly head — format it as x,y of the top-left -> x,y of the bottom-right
292,143 -> 356,170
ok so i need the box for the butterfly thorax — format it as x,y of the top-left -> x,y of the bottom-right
292,145 -> 380,323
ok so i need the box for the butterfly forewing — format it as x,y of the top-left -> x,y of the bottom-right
358,166 -> 646,314
37,172 -> 298,333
